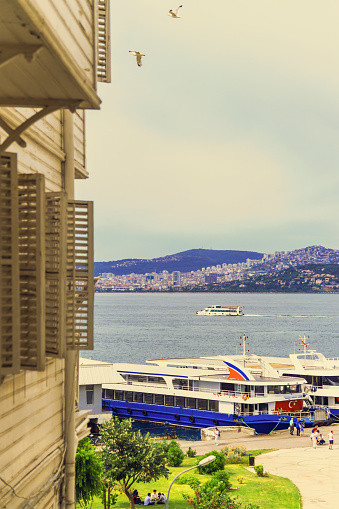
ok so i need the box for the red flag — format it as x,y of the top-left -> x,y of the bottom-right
300,336 -> 307,347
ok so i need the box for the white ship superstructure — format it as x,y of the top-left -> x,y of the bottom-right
263,336 -> 339,418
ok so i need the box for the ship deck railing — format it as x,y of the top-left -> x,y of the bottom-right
122,381 -> 301,398
325,357 -> 339,364
239,410 -> 315,418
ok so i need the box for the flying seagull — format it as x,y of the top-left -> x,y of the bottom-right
129,51 -> 145,67
168,5 -> 182,18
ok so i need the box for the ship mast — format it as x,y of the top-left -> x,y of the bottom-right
300,334 -> 309,361
240,334 -> 249,357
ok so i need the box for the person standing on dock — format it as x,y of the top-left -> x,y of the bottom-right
296,419 -> 300,436
300,420 -> 305,437
289,418 -> 295,435
328,430 -> 334,450
310,430 -> 318,449
214,427 -> 220,445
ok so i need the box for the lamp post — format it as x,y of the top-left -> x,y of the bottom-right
166,455 -> 216,509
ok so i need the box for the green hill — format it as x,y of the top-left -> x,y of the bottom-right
190,264 -> 339,293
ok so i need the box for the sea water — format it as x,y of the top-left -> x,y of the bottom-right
82,292 -> 339,364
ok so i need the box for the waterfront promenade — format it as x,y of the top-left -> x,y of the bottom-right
178,427 -> 339,509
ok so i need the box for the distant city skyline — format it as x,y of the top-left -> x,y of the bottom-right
76,1 -> 339,261
95,245 -> 339,292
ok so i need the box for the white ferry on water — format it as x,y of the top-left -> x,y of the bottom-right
196,305 -> 244,316
99,335 -> 329,434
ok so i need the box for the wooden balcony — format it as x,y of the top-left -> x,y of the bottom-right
0,0 -> 110,111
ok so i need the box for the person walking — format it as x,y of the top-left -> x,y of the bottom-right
328,430 -> 334,450
289,417 -> 295,435
214,427 -> 220,445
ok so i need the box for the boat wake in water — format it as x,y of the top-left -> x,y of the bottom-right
246,314 -> 328,318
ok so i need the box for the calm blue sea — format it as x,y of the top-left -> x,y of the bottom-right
81,293 -> 339,364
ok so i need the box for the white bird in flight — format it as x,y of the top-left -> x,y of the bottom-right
129,51 -> 145,67
168,5 -> 182,18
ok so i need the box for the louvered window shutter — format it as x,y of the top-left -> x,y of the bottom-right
18,174 -> 46,371
97,0 -> 111,83
45,192 -> 67,358
0,153 -> 20,377
66,201 -> 94,350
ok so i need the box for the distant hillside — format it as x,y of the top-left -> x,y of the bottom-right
94,248 -> 264,276
197,263 -> 339,293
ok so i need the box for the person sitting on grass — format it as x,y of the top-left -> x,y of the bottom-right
157,493 -> 166,504
144,493 -> 154,506
132,490 -> 142,505
150,490 -> 158,502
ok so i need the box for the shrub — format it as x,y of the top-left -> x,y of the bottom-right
183,470 -> 258,509
229,444 -> 247,456
237,476 -> 244,484
221,445 -> 229,456
221,444 -> 249,464
196,450 -> 226,474
176,475 -> 201,490
254,464 -> 264,477
157,439 -> 170,455
186,446 -> 197,458
204,470 -> 231,491
167,441 -> 184,467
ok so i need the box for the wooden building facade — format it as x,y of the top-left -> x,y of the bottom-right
0,1 -> 110,507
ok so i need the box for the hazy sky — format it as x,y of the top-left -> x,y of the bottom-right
76,0 -> 339,262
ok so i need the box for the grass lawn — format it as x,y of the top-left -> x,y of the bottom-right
78,453 -> 301,509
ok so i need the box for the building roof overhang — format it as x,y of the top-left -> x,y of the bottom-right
0,0 -> 101,110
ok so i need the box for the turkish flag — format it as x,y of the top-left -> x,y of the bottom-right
275,399 -> 303,412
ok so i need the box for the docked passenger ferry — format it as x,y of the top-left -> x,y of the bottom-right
196,305 -> 244,316
264,336 -> 339,421
101,336 -> 327,434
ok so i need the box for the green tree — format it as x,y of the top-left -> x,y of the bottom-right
75,437 -> 103,508
167,440 -> 185,467
197,450 -> 226,474
101,418 -> 169,509
102,478 -> 118,509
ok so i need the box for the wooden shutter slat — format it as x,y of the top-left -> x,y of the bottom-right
18,174 -> 45,371
0,152 -> 20,376
45,192 -> 67,358
97,0 -> 111,83
66,201 -> 94,351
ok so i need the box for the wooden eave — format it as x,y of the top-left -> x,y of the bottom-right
0,0 -> 101,110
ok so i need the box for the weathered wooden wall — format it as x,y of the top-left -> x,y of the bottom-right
0,106 -> 86,507
18,0 -> 97,87
0,107 -> 87,186
0,359 -> 65,507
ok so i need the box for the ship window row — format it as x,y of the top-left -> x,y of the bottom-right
221,382 -> 302,395
301,375 -> 339,387
267,384 -> 302,394
102,389 -> 219,411
314,396 -> 339,405
120,374 -> 167,385
286,374 -> 339,388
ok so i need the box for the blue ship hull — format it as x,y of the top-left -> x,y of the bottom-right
329,408 -> 339,420
102,399 -> 316,435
